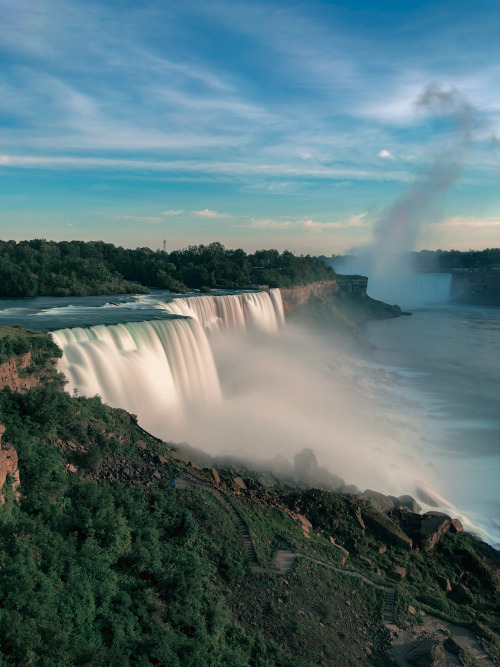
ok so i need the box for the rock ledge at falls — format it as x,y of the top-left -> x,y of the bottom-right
278,278 -> 402,331
279,280 -> 340,314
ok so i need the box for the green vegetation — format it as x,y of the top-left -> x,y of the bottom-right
0,239 -> 336,297
412,248 -> 500,271
0,325 -> 62,366
1,329 -> 499,665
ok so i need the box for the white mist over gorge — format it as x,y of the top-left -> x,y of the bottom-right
49,288 -> 500,548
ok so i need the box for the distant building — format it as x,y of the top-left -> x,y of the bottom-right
162,240 -> 167,252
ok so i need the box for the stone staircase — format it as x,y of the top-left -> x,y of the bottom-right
176,472 -> 396,624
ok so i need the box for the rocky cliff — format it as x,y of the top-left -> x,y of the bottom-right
0,351 -> 37,393
279,278 -> 401,329
0,423 -> 20,503
451,268 -> 500,306
0,325 -> 63,392
279,280 -> 340,314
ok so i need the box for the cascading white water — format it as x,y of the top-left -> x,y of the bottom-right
367,272 -> 452,306
159,288 -> 284,334
52,317 -> 222,433
52,290 -> 285,433
415,273 -> 452,303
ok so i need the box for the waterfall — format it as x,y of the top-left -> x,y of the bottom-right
52,317 -> 222,432
157,288 -> 284,334
414,273 -> 452,303
367,273 -> 452,306
52,289 -> 285,433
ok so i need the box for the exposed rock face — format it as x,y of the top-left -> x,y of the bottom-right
335,275 -> 368,295
294,448 -> 318,483
363,490 -> 422,515
0,424 -> 20,503
392,566 -> 407,581
362,509 -> 413,551
0,351 -> 37,393
450,518 -> 464,533
363,489 -> 395,513
420,511 -> 452,551
232,477 -> 247,491
280,281 -> 339,314
394,495 -> 422,514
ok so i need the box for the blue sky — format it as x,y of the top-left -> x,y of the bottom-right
1,0 -> 499,254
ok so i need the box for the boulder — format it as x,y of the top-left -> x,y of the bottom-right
450,518 -> 464,533
297,513 -> 312,538
363,489 -> 395,513
137,440 -> 147,450
355,507 -> 366,532
420,512 -> 451,551
437,576 -> 452,593
232,477 -> 247,491
362,508 -> 412,551
407,639 -> 446,666
395,494 -> 422,514
294,448 -> 318,483
329,536 -> 349,555
392,566 -> 407,581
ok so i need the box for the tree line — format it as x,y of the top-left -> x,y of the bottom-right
0,239 -> 336,297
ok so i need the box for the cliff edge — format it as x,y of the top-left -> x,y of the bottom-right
279,278 -> 402,331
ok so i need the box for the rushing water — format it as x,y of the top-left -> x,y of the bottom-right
50,290 -> 283,432
0,288 -> 498,546
360,304 -> 500,547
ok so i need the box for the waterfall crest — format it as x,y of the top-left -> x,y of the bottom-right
52,289 -> 285,432
52,317 -> 222,431
159,288 -> 284,333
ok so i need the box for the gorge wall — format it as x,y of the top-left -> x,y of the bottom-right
279,280 -> 339,314
0,352 -> 35,393
451,269 -> 500,306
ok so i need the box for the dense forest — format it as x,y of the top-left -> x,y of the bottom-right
0,240 -> 336,298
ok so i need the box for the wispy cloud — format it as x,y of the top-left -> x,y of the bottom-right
191,209 -> 226,218
0,154 -> 415,182
426,216 -> 500,229
1,0 -> 498,250
116,215 -> 163,223
247,213 -> 368,232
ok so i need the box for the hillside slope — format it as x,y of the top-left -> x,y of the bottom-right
0,327 -> 498,667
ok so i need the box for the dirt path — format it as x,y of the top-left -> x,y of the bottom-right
175,472 -> 497,665
176,473 -> 396,623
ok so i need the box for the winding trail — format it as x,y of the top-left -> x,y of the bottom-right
176,473 -> 396,624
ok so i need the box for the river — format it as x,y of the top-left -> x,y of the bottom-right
360,304 -> 500,547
